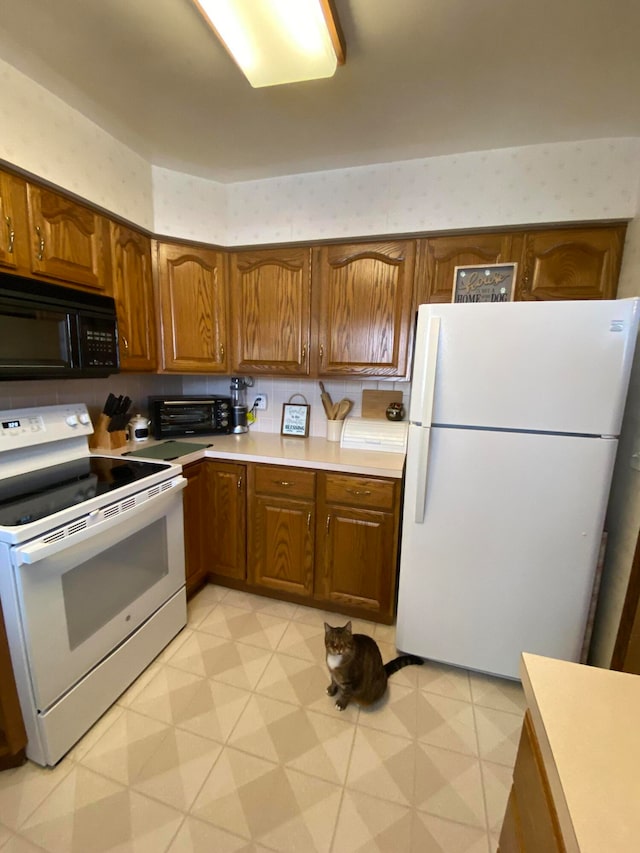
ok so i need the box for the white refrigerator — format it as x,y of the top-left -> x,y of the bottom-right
396,298 -> 640,679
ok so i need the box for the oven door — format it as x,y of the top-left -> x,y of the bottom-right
10,482 -> 186,711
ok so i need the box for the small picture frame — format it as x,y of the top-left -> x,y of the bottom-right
281,402 -> 310,437
452,263 -> 517,304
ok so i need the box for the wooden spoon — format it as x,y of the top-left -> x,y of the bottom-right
319,381 -> 335,419
334,399 -> 353,420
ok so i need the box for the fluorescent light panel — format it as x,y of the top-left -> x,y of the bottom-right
194,0 -> 344,87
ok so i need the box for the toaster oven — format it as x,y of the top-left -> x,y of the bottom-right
148,396 -> 232,438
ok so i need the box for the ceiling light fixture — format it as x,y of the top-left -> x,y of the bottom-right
192,0 -> 345,88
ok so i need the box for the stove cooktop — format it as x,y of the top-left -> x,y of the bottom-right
0,456 -> 169,527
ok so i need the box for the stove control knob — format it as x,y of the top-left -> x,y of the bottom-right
78,412 -> 91,425
65,414 -> 79,427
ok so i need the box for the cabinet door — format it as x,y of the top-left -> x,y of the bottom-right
418,233 -> 521,304
182,461 -> 208,594
0,598 -> 27,769
25,184 -> 108,291
206,461 -> 246,580
0,171 -> 29,274
110,223 -> 157,371
230,247 -> 311,375
313,241 -> 416,377
315,474 -> 400,621
248,464 -> 316,596
518,225 -> 625,301
156,242 -> 228,373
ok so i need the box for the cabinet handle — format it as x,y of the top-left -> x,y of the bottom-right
5,216 -> 14,253
319,344 -> 324,363
278,480 -> 293,487
220,344 -> 225,361
237,476 -> 243,490
346,488 -> 372,496
35,225 -> 45,260
301,344 -> 306,363
325,514 -> 330,534
307,512 -> 311,532
121,334 -> 129,351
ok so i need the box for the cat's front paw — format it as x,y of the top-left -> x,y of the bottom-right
326,683 -> 338,696
335,698 -> 349,711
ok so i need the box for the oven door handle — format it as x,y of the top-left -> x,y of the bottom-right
13,477 -> 187,566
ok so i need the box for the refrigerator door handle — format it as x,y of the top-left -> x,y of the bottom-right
412,315 -> 440,426
414,427 -> 431,524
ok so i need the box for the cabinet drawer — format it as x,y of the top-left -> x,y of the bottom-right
254,465 -> 316,499
324,474 -> 396,510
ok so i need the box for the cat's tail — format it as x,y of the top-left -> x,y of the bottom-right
384,655 -> 423,676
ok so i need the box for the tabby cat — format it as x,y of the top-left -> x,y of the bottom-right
324,621 -> 423,710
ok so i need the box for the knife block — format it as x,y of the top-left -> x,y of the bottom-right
89,414 -> 127,451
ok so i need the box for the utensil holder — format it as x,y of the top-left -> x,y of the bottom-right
326,419 -> 343,442
88,414 -> 127,450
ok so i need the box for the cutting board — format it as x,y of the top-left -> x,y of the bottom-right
123,440 -> 212,461
361,390 -> 403,419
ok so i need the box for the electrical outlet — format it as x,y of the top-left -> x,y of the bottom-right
254,394 -> 268,411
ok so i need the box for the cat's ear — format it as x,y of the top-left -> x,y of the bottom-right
324,622 -> 331,634
344,621 -> 352,633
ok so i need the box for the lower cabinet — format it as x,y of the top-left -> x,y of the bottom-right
184,458 -> 401,621
498,711 -> 565,852
0,598 -> 27,769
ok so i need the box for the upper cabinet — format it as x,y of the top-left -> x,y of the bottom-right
417,232 -> 522,304
230,247 -> 311,375
312,240 -> 416,377
0,171 -> 30,274
155,241 -> 229,373
517,225 -> 625,301
26,184 -> 109,292
110,223 -> 157,371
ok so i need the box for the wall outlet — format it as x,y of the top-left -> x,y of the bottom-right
254,394 -> 268,411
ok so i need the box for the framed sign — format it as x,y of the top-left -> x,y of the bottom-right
281,398 -> 310,437
452,263 -> 517,304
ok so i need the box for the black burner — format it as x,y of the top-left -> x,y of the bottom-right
0,456 -> 170,526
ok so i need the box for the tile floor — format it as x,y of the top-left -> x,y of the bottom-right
0,585 -> 526,852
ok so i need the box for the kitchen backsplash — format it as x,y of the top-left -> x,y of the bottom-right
0,374 -> 409,439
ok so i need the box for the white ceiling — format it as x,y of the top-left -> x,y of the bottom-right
1,0 -> 639,183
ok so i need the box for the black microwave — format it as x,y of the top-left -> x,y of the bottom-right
148,396 -> 232,438
0,273 -> 119,380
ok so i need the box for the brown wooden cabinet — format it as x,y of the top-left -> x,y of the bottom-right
0,598 -> 27,770
230,247 -> 311,375
417,232 -> 521,304
314,473 -> 399,622
498,711 -> 565,852
248,465 -> 315,597
205,460 -> 247,581
110,223 -> 157,371
0,170 -> 30,274
517,225 -> 625,301
25,183 -> 109,292
182,461 -> 209,594
155,241 -> 229,373
313,240 -> 416,377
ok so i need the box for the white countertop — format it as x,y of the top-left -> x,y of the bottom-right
521,653 -> 640,853
113,431 -> 406,479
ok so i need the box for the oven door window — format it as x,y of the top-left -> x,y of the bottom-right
12,490 -> 185,711
0,304 -> 72,368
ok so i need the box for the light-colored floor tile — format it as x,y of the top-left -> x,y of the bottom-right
474,706 -> 523,767
191,746 -> 342,851
222,590 -> 297,620
228,694 -> 356,784
275,621 -> 327,662
416,692 -> 478,756
167,815 -> 277,851
19,765 -> 183,853
414,742 -> 486,829
357,681 -> 418,739
346,726 -> 415,806
417,661 -> 472,702
0,759 -> 74,832
186,584 -> 228,627
332,789 -> 412,852
469,673 -> 526,714
0,835 -> 50,852
254,650 -> 336,714
410,811 -> 491,853
197,604 -> 289,650
165,631 -> 272,690
480,760 -> 514,833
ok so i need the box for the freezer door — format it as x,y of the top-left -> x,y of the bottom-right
396,425 -> 618,679
411,299 -> 640,435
